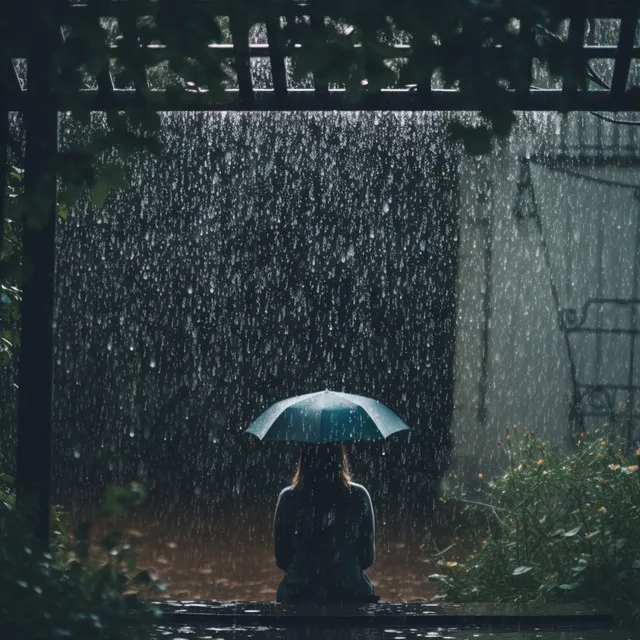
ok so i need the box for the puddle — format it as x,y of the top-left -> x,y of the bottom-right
156,626 -> 633,640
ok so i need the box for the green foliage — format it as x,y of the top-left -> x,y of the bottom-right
429,406 -> 640,627
0,476 -> 163,640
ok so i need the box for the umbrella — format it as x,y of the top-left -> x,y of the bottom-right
246,390 -> 409,443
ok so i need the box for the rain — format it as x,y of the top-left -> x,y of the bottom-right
0,106 -> 620,604
1,12 -> 640,640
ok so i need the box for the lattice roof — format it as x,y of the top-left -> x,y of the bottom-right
2,2 -> 640,111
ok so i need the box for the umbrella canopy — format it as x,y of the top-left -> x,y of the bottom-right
246,390 -> 409,443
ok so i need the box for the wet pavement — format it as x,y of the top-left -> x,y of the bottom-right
155,628 -> 632,640
77,503 -> 441,602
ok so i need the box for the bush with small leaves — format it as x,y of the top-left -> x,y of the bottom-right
425,405 -> 640,629
0,476 -> 163,640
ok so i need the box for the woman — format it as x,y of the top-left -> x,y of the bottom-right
273,443 -> 379,604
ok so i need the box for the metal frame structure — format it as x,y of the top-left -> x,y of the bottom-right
514,155 -> 640,448
2,0 -> 640,546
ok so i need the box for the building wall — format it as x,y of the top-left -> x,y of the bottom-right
452,112 -> 640,478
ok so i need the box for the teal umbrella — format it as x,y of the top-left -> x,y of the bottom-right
246,390 -> 409,443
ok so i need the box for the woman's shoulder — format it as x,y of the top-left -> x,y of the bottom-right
278,485 -> 295,501
347,482 -> 372,502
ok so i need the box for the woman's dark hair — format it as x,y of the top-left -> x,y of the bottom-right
292,443 -> 351,490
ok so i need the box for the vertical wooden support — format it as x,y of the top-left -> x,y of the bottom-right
229,5 -> 255,106
0,78 -> 8,273
16,1 -> 59,549
309,7 -> 329,98
563,10 -> 586,103
265,12 -> 288,103
517,17 -> 535,97
611,5 -> 639,97
0,57 -> 20,284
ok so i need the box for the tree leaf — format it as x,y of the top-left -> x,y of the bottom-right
90,177 -> 109,206
512,566 -> 533,576
563,525 -> 582,537
100,164 -> 128,189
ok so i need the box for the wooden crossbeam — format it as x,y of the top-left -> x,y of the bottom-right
61,0 -> 638,21
7,42 -> 640,63
5,87 -> 640,112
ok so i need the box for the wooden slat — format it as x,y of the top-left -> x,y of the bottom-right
5,40 -> 640,62
63,0 -> 637,21
0,92 -> 8,286
229,9 -> 254,106
309,7 -> 329,97
611,4 -> 639,95
118,12 -> 149,96
6,86 -> 640,112
92,15 -> 115,99
3,57 -> 23,92
361,22 -> 382,96
563,11 -> 587,98
96,66 -> 115,98
265,14 -> 288,101
518,17 -> 535,96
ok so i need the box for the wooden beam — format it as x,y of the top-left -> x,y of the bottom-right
0,89 -> 7,288
5,86 -> 640,112
265,14 -> 288,101
518,17 -> 536,97
229,7 -> 254,106
563,10 -> 587,100
309,7 -> 329,98
16,0 -> 59,551
4,41 -> 640,63
62,0 -> 639,21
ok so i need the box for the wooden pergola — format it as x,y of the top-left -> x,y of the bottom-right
1,0 -> 640,546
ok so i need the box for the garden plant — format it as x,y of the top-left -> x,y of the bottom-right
427,401 -> 640,628
0,475 -> 163,640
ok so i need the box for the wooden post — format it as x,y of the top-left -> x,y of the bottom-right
16,1 -> 59,549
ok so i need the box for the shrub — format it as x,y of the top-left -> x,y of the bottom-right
0,475 -> 163,639
428,412 -> 640,627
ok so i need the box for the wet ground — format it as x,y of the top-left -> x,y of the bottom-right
155,628 -> 632,640
79,503 -> 441,602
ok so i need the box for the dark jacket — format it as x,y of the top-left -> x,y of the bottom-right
273,481 -> 377,603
